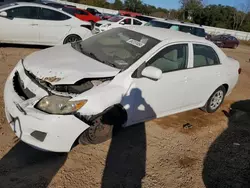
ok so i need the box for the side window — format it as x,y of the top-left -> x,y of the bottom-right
62,7 -> 75,16
146,44 -> 188,73
77,9 -> 88,15
179,26 -> 192,33
133,19 -> 142,25
123,18 -> 131,25
193,44 -> 220,68
39,8 -> 70,21
6,6 -> 39,19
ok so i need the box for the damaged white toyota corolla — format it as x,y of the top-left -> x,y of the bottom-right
4,26 -> 240,152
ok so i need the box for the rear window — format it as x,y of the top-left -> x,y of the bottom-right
192,27 -> 205,37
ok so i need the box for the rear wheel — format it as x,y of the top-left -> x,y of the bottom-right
63,34 -> 82,44
201,86 -> 226,113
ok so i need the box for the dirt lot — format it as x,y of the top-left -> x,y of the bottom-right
0,44 -> 250,188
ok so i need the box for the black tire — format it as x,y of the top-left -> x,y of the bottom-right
78,105 -> 127,145
63,34 -> 82,44
201,86 -> 226,113
78,116 -> 114,145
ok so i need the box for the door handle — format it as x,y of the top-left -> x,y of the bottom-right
31,24 -> 38,26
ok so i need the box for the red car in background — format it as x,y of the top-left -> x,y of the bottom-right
62,6 -> 101,27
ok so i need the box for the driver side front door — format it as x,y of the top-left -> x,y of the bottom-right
125,43 -> 192,125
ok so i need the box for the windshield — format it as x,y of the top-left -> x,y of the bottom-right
71,28 -> 160,70
108,16 -> 123,22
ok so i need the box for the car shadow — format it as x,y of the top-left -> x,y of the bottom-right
0,141 -> 67,188
203,100 -> 250,187
101,88 -> 156,188
0,43 -> 49,49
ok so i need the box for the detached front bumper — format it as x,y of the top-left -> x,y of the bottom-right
4,64 -> 90,152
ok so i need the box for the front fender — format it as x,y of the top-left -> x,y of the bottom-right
74,84 -> 127,116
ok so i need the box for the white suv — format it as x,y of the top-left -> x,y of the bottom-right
145,19 -> 206,38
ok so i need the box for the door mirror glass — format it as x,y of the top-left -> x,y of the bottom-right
141,66 -> 162,81
120,21 -> 125,25
0,11 -> 7,17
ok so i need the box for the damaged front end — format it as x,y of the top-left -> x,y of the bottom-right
23,66 -> 114,97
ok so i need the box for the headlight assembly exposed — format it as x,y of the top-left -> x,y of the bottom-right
35,95 -> 87,115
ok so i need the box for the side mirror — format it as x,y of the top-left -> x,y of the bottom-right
120,21 -> 125,25
0,11 -> 7,17
141,66 -> 162,81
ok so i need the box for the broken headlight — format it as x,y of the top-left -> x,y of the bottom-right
35,95 -> 87,115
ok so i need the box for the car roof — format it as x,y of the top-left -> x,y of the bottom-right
3,2 -> 75,16
124,26 -> 209,42
6,2 -> 64,9
151,19 -> 204,29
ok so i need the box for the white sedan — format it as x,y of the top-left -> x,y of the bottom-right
93,15 -> 146,33
0,2 -> 92,45
4,26 -> 240,152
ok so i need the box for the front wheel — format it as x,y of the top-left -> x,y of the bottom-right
78,116 -> 114,145
201,86 -> 226,113
78,105 -> 127,145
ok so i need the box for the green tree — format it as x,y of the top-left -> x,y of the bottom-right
113,0 -> 123,10
179,0 -> 203,21
124,0 -> 143,12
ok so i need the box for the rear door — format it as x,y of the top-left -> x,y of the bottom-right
35,7 -> 72,45
0,6 -> 40,44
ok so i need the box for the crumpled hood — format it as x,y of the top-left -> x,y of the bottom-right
23,44 -> 120,85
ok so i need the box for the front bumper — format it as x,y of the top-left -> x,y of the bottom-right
4,63 -> 90,152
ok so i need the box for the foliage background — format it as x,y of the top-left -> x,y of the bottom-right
68,0 -> 250,32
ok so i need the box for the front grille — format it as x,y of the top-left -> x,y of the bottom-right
13,72 -> 36,100
95,23 -> 102,27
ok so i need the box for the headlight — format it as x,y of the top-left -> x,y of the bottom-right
35,95 -> 87,115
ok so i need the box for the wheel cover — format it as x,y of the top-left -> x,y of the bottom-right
67,36 -> 80,43
210,90 -> 224,110
88,118 -> 112,141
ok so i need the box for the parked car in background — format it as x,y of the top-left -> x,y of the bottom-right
62,6 -> 100,27
205,32 -> 212,40
101,12 -> 116,20
210,34 -> 239,48
135,15 -> 157,22
0,2 -> 92,45
145,19 -> 206,38
41,1 -> 75,9
4,26 -> 240,152
86,7 -> 102,17
118,10 -> 141,17
93,15 -> 145,33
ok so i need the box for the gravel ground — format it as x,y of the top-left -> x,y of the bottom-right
0,44 -> 249,188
